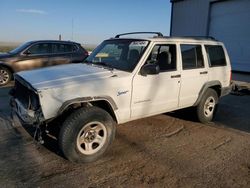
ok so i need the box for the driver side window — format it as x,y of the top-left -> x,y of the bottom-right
27,43 -> 50,55
146,44 -> 176,72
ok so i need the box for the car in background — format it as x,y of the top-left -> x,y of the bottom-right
0,40 -> 88,86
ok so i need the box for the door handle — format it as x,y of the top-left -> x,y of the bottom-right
171,74 -> 181,78
200,71 -> 208,75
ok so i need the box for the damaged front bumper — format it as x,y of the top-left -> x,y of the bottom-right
9,75 -> 45,125
10,97 -> 43,125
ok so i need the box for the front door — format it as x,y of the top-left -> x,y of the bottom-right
131,43 -> 181,119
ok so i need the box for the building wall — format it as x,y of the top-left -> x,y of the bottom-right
170,0 -> 211,36
170,0 -> 250,72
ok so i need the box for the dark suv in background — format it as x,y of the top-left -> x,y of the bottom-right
0,40 -> 88,85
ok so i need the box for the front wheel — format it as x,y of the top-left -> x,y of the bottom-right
59,106 -> 116,163
197,88 -> 218,123
0,67 -> 12,86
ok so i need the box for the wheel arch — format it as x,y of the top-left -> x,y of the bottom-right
57,96 -> 118,123
0,62 -> 14,74
193,81 -> 222,106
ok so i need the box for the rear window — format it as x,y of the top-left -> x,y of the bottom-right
205,45 -> 226,67
181,44 -> 204,69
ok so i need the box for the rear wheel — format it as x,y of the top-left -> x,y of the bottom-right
197,88 -> 218,123
59,106 -> 116,163
0,67 -> 12,86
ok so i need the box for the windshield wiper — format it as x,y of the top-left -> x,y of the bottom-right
83,60 -> 114,70
93,62 -> 114,70
83,60 -> 92,64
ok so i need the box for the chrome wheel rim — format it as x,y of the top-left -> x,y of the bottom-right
76,121 -> 107,155
0,69 -> 9,85
203,96 -> 216,117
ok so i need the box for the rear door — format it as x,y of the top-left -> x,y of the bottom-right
13,43 -> 50,71
49,43 -> 72,65
178,44 -> 209,107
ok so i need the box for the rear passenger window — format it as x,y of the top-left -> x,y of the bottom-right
64,44 -> 72,52
52,44 -> 72,53
205,45 -> 226,67
181,45 -> 204,69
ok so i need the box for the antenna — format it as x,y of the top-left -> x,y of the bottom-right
71,18 -> 74,41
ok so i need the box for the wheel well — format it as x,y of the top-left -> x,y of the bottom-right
209,85 -> 221,97
46,100 -> 117,139
0,64 -> 14,73
58,100 -> 117,123
193,83 -> 222,106
90,100 -> 117,123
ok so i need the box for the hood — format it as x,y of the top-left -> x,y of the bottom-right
0,53 -> 13,60
16,63 -> 119,90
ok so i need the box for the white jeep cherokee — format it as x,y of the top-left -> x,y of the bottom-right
10,32 -> 232,163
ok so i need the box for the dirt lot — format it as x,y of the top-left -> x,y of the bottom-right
0,83 -> 250,188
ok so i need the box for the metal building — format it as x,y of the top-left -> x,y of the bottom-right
170,0 -> 250,72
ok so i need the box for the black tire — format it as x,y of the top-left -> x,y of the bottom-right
0,67 -> 12,86
59,106 -> 116,163
196,88 -> 218,123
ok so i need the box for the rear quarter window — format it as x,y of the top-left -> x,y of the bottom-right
72,44 -> 79,52
205,45 -> 226,67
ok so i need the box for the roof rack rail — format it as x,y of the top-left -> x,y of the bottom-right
181,36 -> 216,40
115,32 -> 163,38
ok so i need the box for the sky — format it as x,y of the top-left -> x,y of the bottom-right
0,0 -> 171,45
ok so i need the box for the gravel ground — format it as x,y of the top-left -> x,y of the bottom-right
0,83 -> 249,188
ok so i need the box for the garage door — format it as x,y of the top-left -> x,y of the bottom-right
209,0 -> 250,72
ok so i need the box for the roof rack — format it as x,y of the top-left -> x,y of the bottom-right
180,36 -> 217,40
115,32 -> 163,38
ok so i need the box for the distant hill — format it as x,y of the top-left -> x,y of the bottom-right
0,41 -> 21,47
82,44 -> 97,51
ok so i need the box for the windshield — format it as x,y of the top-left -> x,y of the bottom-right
9,41 -> 33,54
85,39 -> 149,72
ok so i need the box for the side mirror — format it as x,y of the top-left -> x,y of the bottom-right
140,64 -> 160,76
23,50 -> 31,56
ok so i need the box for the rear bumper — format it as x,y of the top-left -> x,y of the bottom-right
221,85 -> 232,97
